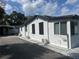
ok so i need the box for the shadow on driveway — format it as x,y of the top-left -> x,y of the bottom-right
0,43 -> 72,59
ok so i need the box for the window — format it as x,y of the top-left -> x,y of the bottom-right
60,22 -> 67,35
32,24 -> 35,34
39,22 -> 44,35
54,23 -> 59,34
71,21 -> 78,35
25,25 -> 27,31
54,22 -> 67,35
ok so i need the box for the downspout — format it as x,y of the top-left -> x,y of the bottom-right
69,21 -> 72,49
26,18 -> 30,39
67,21 -> 71,49
67,21 -> 69,49
24,26 -> 26,38
27,19 -> 30,39
47,20 -> 50,44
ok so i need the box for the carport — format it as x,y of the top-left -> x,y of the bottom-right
0,25 -> 14,36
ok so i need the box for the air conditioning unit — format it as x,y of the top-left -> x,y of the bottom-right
42,39 -> 49,45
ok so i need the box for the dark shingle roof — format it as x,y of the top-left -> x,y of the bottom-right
25,15 -> 79,25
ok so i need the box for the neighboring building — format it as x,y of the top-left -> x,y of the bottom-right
19,15 -> 79,49
0,25 -> 19,36
0,25 -> 14,36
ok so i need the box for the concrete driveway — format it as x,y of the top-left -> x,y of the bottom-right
0,36 -> 72,59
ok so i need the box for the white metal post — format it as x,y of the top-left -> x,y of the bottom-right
67,21 -> 72,49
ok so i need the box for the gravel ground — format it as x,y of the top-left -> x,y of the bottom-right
0,36 -> 73,59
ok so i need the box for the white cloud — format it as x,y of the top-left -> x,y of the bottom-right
76,4 -> 79,8
23,3 -> 35,15
65,0 -> 77,4
16,0 -> 46,15
5,4 -> 13,14
60,5 -> 79,15
61,6 -> 70,15
11,0 -> 16,2
17,0 -> 30,4
43,2 -> 58,16
4,0 -> 9,2
16,0 -> 57,15
5,4 -> 12,10
2,0 -> 79,16
4,0 -> 16,2
61,0 -> 79,16
32,0 -> 45,8
72,5 -> 79,15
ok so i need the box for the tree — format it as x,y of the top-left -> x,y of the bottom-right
3,14 -> 10,25
0,6 -> 5,24
0,6 -> 5,18
9,11 -> 27,25
0,9 -> 27,25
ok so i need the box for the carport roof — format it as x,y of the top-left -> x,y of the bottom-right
0,25 -> 15,28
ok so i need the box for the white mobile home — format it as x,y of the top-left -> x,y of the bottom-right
19,15 -> 79,49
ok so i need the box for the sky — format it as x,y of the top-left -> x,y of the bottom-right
1,0 -> 79,16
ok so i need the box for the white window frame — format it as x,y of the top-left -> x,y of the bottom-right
54,21 -> 67,35
54,22 -> 60,34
